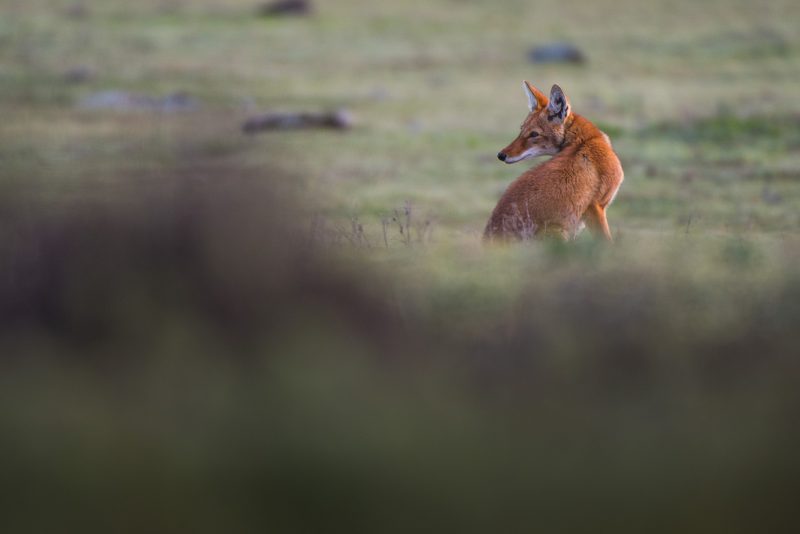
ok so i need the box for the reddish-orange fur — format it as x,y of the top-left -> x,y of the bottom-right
484,82 -> 623,241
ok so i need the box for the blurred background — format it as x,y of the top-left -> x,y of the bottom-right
2,0 -> 800,532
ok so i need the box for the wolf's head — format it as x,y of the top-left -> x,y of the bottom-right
497,81 -> 571,164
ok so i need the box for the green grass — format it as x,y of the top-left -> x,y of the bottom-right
5,0 -> 800,236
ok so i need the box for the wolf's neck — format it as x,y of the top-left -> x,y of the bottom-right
561,114 -> 603,150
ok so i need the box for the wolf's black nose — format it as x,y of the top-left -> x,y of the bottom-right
497,152 -> 507,162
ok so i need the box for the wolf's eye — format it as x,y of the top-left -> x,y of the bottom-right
528,131 -> 539,138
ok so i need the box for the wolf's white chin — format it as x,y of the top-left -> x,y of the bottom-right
505,150 -> 537,164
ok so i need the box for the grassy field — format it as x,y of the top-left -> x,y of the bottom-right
5,0 -> 800,234
2,0 -> 800,532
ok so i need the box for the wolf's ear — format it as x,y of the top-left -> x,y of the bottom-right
523,81 -> 548,112
547,84 -> 570,123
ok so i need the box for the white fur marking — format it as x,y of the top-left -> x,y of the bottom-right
523,81 -> 537,112
504,145 -> 555,163
607,182 -> 621,205
504,147 -> 538,163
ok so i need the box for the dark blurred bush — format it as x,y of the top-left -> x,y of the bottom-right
1,169 -> 799,533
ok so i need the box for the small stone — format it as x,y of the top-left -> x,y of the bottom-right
64,66 -> 94,84
528,42 -> 586,64
159,92 -> 198,113
242,109 -> 353,134
64,3 -> 89,19
257,0 -> 312,17
78,90 -> 198,113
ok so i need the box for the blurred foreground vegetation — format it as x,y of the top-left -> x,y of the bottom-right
2,0 -> 800,532
3,172 -> 800,533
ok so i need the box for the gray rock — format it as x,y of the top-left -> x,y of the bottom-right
159,92 -> 198,113
257,0 -> 312,17
64,3 -> 89,19
528,42 -> 586,64
64,66 -> 94,84
78,91 -> 198,112
242,109 -> 353,134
